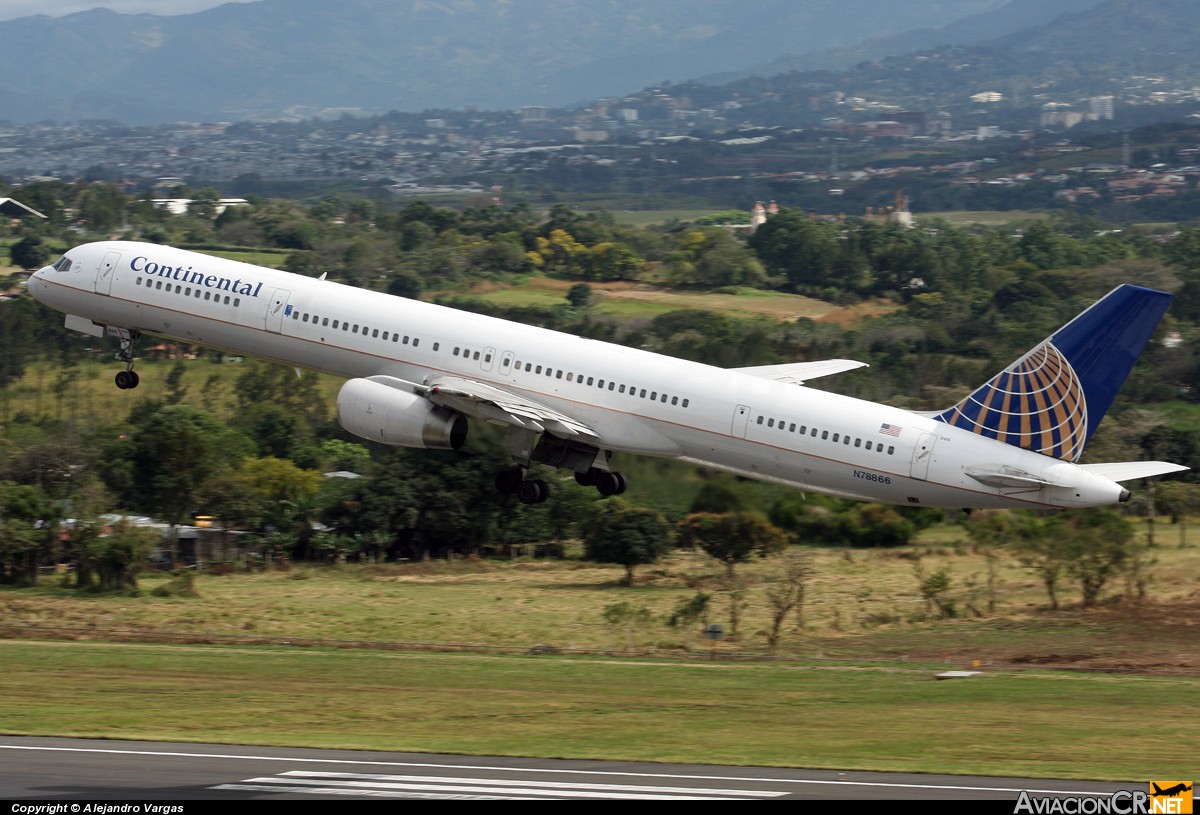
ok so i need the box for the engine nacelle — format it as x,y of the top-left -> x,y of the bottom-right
337,378 -> 467,450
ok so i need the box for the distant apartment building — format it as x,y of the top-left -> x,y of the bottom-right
1089,95 -> 1115,120
970,91 -> 1004,103
520,106 -> 550,122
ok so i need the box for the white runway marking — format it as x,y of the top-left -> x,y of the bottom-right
214,770 -> 786,799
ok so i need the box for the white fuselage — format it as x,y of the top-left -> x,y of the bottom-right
29,241 -> 1130,509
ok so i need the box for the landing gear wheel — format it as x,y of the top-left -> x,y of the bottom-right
518,478 -> 549,505
115,370 -> 139,390
575,467 -> 600,487
596,471 -> 627,497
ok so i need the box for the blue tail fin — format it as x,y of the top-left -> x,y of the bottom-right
934,285 -> 1172,462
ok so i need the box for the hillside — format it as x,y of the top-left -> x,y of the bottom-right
0,0 -> 1032,124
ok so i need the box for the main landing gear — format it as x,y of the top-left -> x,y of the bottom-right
574,466 -> 628,497
113,329 -> 142,390
494,465 -> 628,504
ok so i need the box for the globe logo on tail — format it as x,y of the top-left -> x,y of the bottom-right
936,342 -> 1088,462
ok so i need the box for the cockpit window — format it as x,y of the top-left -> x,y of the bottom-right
52,255 -> 73,272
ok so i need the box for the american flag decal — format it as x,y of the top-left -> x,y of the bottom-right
879,423 -> 902,437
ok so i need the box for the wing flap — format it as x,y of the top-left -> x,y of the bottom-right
425,375 -> 598,440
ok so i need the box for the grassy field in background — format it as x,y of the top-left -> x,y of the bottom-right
0,639 -> 1193,779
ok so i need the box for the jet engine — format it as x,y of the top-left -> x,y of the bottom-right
336,377 -> 467,450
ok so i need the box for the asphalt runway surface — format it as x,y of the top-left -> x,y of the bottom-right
0,736 -> 1137,801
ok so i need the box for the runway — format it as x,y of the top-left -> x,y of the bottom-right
0,737 -> 1135,801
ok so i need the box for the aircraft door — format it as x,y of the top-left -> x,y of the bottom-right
265,288 -> 291,334
482,346 -> 496,372
498,350 -> 514,376
95,250 -> 122,295
909,431 -> 937,481
732,404 -> 751,438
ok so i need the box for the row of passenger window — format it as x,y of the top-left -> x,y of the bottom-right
290,308 -> 692,410
756,414 -> 895,455
510,356 -> 691,408
136,276 -> 242,307
291,308 -> 421,348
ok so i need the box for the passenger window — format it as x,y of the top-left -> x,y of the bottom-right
536,365 -> 542,374
639,389 -> 646,398
619,385 -> 626,394
525,363 -> 532,372
844,436 -> 851,445
608,382 -> 615,391
833,433 -> 840,442
866,441 -> 873,450
682,399 -> 689,408
322,318 -> 329,327
556,370 -> 563,379
789,423 -> 796,432
758,416 -> 765,425
473,351 -> 480,361
567,373 -> 574,382
225,296 -> 231,305
854,438 -> 861,447
887,446 -> 895,455
333,320 -> 340,329
373,329 -> 379,338
767,418 -> 774,428
176,285 -> 182,294
821,431 -> 829,440
661,394 -> 667,403
671,396 -> 678,405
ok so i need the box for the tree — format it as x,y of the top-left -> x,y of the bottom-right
747,207 -> 840,291
1058,511 -> 1134,608
9,236 -> 50,270
128,405 -> 249,560
566,283 -> 593,310
764,550 -> 814,651
0,481 -> 59,585
88,518 -> 158,591
676,512 -> 787,578
582,501 -> 672,585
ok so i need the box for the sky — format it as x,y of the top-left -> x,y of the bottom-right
0,1 -> 256,23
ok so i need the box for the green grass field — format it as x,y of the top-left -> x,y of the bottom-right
0,640 -> 1193,778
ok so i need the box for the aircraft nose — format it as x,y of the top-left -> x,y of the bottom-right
27,266 -> 50,303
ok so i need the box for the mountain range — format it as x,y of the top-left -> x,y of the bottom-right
0,0 -> 1109,125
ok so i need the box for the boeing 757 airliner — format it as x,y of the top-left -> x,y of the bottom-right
28,241 -> 1187,507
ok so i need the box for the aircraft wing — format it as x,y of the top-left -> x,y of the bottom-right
732,359 -> 868,385
423,375 -> 600,441
1079,461 -> 1190,481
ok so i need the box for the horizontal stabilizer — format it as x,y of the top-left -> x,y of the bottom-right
733,359 -> 868,385
1079,461 -> 1190,482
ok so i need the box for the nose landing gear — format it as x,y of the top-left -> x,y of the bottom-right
113,329 -> 142,390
